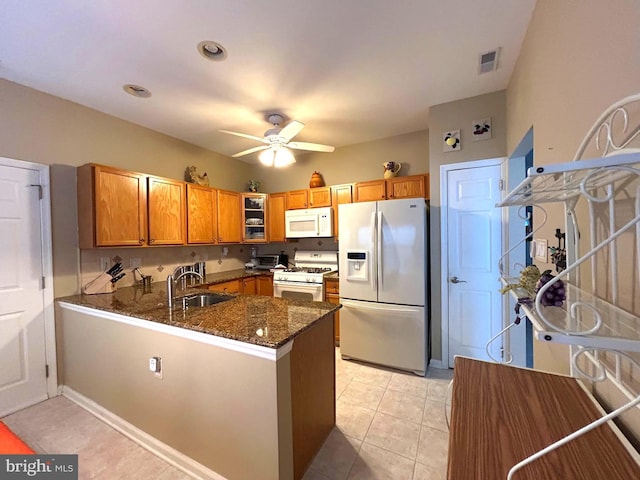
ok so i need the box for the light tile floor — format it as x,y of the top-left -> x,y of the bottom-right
303,348 -> 453,480
1,348 -> 453,480
2,394 -> 192,479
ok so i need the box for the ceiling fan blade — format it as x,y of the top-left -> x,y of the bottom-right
287,141 -> 335,153
279,120 -> 305,142
219,129 -> 266,143
232,145 -> 270,157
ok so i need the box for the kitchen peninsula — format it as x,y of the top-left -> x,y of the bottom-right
56,281 -> 339,480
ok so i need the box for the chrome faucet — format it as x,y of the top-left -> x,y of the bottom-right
167,270 -> 204,308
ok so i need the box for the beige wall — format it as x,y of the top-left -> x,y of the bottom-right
256,130 -> 429,193
506,0 -> 640,442
427,90 -> 508,362
0,79 -> 253,297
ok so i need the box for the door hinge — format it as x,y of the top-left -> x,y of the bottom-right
42,276 -> 46,289
45,364 -> 49,378
498,179 -> 505,191
29,184 -> 43,199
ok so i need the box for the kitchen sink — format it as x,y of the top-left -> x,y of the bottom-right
176,292 -> 232,309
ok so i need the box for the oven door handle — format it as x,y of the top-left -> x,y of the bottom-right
273,280 -> 322,289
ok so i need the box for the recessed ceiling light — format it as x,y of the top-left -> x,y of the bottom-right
123,84 -> 151,98
198,41 -> 228,61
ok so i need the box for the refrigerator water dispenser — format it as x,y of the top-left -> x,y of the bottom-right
346,251 -> 368,281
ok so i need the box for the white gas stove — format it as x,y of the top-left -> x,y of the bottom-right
273,250 -> 337,301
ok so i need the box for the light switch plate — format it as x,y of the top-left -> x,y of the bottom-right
533,239 -> 548,263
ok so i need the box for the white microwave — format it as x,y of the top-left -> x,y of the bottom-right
285,207 -> 333,238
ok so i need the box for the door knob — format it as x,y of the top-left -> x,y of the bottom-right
450,276 -> 467,284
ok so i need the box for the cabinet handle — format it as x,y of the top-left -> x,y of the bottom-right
139,238 -> 145,244
149,238 -> 154,244
219,237 -> 222,242
381,195 -> 385,198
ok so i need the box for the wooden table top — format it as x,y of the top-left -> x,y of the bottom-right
448,357 -> 640,480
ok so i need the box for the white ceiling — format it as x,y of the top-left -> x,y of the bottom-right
0,0 -> 536,163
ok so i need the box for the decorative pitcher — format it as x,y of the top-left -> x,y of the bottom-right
382,162 -> 402,179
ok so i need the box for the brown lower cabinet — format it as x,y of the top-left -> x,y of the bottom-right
207,279 -> 242,294
257,275 -> 274,296
242,276 -> 257,295
324,277 -> 340,344
207,275 -> 273,296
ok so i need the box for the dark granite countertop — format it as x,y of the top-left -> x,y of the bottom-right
202,268 -> 272,285
56,280 -> 339,349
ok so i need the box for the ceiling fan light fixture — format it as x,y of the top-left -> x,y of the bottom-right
259,148 -> 275,167
259,146 -> 295,168
198,41 -> 228,61
274,147 -> 295,168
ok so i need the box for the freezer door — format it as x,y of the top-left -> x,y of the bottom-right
338,201 -> 377,302
377,199 -> 426,306
340,299 -> 427,375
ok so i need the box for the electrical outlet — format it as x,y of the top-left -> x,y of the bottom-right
130,257 -> 141,268
149,356 -> 162,379
222,247 -> 229,256
100,257 -> 110,272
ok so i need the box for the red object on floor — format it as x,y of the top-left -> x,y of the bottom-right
0,421 -> 35,454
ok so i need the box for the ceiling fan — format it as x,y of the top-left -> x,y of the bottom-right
220,114 -> 335,165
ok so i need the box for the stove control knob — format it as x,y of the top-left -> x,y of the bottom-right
307,277 -> 313,283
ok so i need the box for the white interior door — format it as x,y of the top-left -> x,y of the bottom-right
0,164 -> 48,416
445,162 -> 503,366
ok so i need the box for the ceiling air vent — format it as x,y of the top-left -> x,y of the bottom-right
478,47 -> 500,74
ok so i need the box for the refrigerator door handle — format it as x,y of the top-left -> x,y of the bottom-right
370,210 -> 377,292
377,211 -> 383,289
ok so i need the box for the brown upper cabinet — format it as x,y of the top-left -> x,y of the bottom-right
354,179 -> 386,202
147,176 -> 187,245
78,164 -> 187,248
216,189 -> 242,244
354,174 -> 429,203
309,187 -> 332,207
331,184 -> 353,237
186,183 -> 217,244
386,174 -> 430,200
242,193 -> 268,243
286,189 -> 308,209
268,193 -> 287,242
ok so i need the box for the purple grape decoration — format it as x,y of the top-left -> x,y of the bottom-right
535,270 -> 566,307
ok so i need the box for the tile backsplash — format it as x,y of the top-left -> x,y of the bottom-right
80,245 -> 249,288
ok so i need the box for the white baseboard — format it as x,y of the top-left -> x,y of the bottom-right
429,359 -> 446,370
61,387 -> 226,480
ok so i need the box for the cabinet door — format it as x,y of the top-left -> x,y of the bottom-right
88,165 -> 147,247
257,276 -> 274,296
242,276 -> 257,295
148,176 -> 186,245
268,193 -> 286,242
242,193 -> 268,243
331,184 -> 353,238
354,180 -> 386,202
286,190 -> 308,209
208,279 -> 241,294
187,184 -> 217,244
386,174 -> 429,200
217,189 -> 242,244
309,187 -> 331,207
324,278 -> 340,343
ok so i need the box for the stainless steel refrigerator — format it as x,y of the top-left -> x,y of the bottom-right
338,198 -> 428,375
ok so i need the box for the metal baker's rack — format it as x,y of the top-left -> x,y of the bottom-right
493,93 -> 640,478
